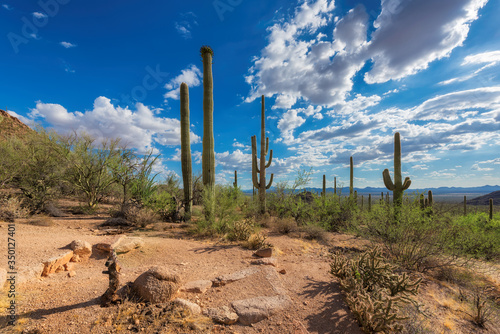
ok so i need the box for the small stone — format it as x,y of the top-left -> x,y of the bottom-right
181,280 -> 213,294
68,271 -> 76,277
112,236 -> 144,254
250,257 -> 278,267
279,269 -> 286,274
203,306 -> 239,325
173,298 -> 201,314
64,263 -> 75,271
133,266 -> 180,303
232,295 -> 292,325
253,247 -> 273,258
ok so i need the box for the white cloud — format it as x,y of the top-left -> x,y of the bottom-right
2,4 -> 12,10
463,50 -> 500,65
60,41 -> 77,48
33,12 -> 47,18
164,65 -> 202,100
28,96 -> 201,153
364,0 -> 488,84
175,12 -> 198,39
471,164 -> 493,171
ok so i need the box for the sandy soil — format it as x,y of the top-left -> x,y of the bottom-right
0,206 -> 365,334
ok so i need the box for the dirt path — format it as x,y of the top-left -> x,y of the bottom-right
0,213 -> 363,334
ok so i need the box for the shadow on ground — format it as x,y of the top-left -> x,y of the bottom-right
300,278 -> 363,334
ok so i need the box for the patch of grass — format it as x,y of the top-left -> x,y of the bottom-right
25,216 -> 54,227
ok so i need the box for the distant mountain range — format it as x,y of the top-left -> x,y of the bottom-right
0,108 -> 32,140
466,191 -> 500,205
243,185 -> 500,195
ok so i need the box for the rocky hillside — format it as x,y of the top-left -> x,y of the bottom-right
467,190 -> 500,205
0,108 -> 32,140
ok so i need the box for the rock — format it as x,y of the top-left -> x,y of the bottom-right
231,295 -> 292,325
112,236 -> 144,254
69,240 -> 92,262
181,280 -> 213,294
279,269 -> 286,275
0,268 -> 7,288
133,266 -> 180,303
17,264 -> 44,285
95,243 -> 112,252
173,298 -> 201,314
203,306 -> 238,325
64,262 -> 75,271
251,257 -> 278,267
42,251 -> 74,276
253,248 -> 273,258
212,267 -> 260,287
68,271 -> 76,278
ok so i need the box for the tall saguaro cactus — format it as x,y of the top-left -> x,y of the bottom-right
383,132 -> 411,210
201,46 -> 215,221
233,170 -> 237,188
180,82 -> 192,220
321,175 -> 326,198
251,95 -> 274,213
350,156 -> 354,197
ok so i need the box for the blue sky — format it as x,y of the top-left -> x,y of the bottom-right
1,0 -> 499,190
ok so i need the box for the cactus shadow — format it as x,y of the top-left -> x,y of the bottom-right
299,278 -> 363,334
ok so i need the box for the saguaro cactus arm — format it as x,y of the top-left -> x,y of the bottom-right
265,149 -> 273,168
266,173 -> 274,189
383,169 -> 395,190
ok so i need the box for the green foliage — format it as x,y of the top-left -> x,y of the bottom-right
12,128 -> 68,212
331,248 -> 421,333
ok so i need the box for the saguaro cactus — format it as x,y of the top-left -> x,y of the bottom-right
233,170 -> 237,188
490,198 -> 493,220
427,190 -> 433,207
180,82 -> 192,220
350,156 -> 354,197
322,175 -> 326,198
201,46 -> 215,221
383,132 -> 411,209
334,176 -> 337,195
251,95 -> 274,214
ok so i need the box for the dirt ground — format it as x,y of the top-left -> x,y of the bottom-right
0,203 -> 365,334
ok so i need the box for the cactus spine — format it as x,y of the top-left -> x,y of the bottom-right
201,46 -> 215,222
251,95 -> 274,214
383,132 -> 411,209
350,156 -> 354,197
233,170 -> 237,188
180,82 -> 192,221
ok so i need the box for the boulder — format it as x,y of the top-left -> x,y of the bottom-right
112,236 -> 144,254
203,306 -> 238,325
173,298 -> 201,314
133,266 -> 180,303
181,280 -> 213,294
253,247 -> 273,258
231,295 -> 292,325
42,251 -> 74,276
64,262 -> 75,271
69,240 -> 92,262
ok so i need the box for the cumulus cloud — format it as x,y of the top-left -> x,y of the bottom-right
164,65 -> 202,100
60,41 -> 77,48
471,163 -> 493,171
28,96 -> 201,153
246,0 -> 488,110
364,0 -> 488,84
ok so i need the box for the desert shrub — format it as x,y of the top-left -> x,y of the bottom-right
273,217 -> 298,234
301,224 -> 328,242
243,232 -> 269,250
331,248 -> 421,332
450,212 -> 500,260
144,189 -> 177,222
362,199 -> 457,272
0,195 -> 29,221
461,287 -> 496,328
226,218 -> 255,241
126,206 -> 160,228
